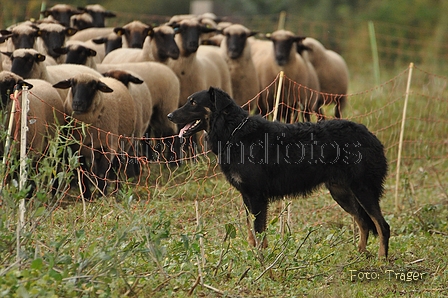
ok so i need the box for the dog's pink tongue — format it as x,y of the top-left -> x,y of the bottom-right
179,123 -> 192,138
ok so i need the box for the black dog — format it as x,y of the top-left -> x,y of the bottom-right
168,87 -> 390,258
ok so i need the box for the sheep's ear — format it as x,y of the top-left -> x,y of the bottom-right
104,11 -> 116,18
18,80 -> 34,90
148,28 -> 155,38
201,25 -> 216,34
97,81 -> 114,93
53,79 -> 72,89
65,27 -> 78,37
128,75 -> 144,85
92,37 -> 106,44
114,27 -> 124,36
35,53 -> 46,62
88,49 -> 97,57
294,36 -> 306,43
0,51 -> 13,58
249,31 -> 258,37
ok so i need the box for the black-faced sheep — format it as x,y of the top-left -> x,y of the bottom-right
219,24 -> 260,109
40,4 -> 83,27
77,4 -> 116,28
92,32 -> 122,56
96,62 -> 180,164
252,30 -> 322,122
36,22 -> 78,64
297,37 -> 349,118
0,22 -> 39,52
0,71 -> 65,156
102,25 -> 179,64
168,18 -> 233,106
53,73 -> 136,198
114,20 -> 152,49
58,41 -> 100,67
5,48 -> 102,100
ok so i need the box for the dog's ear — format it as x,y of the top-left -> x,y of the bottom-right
209,86 -> 233,112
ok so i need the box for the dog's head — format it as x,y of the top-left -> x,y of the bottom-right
167,87 -> 236,138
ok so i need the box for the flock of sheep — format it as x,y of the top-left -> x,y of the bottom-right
0,4 -> 349,199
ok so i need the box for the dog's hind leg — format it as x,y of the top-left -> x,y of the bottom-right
350,185 -> 390,258
242,194 -> 268,248
325,183 -> 374,254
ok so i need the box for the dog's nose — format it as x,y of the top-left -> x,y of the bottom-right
167,113 -> 173,120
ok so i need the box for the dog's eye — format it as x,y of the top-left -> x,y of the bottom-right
190,100 -> 196,106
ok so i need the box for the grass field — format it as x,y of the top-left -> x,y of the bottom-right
0,65 -> 447,297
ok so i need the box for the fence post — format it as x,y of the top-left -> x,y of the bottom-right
272,71 -> 284,121
277,11 -> 286,30
16,85 -> 29,262
368,21 -> 381,86
394,63 -> 414,212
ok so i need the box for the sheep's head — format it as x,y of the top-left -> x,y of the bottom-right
223,24 -> 257,59
268,30 -> 305,66
114,21 -> 152,48
169,18 -> 216,56
0,71 -> 33,108
0,23 -> 39,49
149,25 -> 180,61
78,4 -> 116,28
6,49 -> 46,79
41,4 -> 83,27
53,74 -> 113,114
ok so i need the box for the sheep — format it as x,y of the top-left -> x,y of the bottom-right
69,27 -> 115,42
96,62 -> 180,163
71,13 -> 94,30
36,22 -> 78,64
168,18 -> 233,106
0,71 -> 65,155
102,25 -> 179,64
92,32 -> 122,56
297,37 -> 349,118
102,69 -> 154,175
53,73 -> 136,198
252,30 -> 322,122
114,20 -> 152,49
219,24 -> 260,109
5,48 -> 103,100
77,4 -> 116,28
102,70 -> 153,139
57,41 -> 99,68
40,4 -> 83,27
1,22 -> 39,52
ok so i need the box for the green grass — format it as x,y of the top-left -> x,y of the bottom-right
1,65 -> 447,297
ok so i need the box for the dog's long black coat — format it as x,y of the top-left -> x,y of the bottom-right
168,87 -> 390,257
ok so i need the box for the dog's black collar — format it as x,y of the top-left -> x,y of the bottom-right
230,117 -> 249,138
220,116 -> 249,153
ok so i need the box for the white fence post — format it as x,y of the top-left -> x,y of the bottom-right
16,85 -> 29,262
394,63 -> 414,212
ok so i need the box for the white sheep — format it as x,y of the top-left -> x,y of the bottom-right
219,24 -> 260,109
167,18 -> 233,106
40,4 -> 83,27
96,62 -> 180,163
53,73 -> 136,198
0,71 -> 65,155
6,48 -> 102,100
69,27 -> 115,42
114,20 -> 152,49
102,25 -> 179,64
252,30 -> 321,122
36,22 -> 78,64
77,4 -> 116,28
298,37 -> 349,118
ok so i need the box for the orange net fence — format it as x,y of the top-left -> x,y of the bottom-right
1,64 -> 446,210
